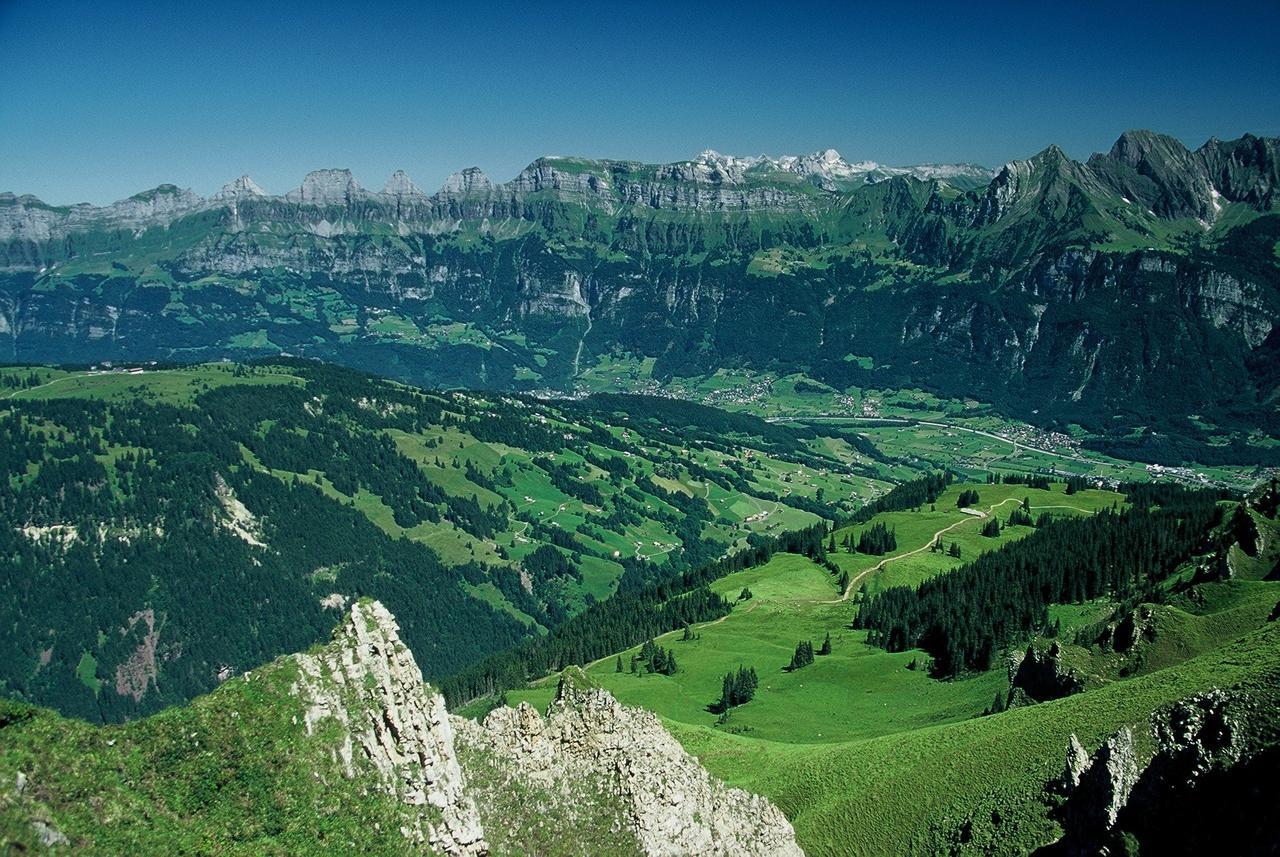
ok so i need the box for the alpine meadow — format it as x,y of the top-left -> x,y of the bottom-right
2,2 -> 1279,855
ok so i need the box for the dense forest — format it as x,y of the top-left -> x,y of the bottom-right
0,361 -> 860,722
854,485 -> 1229,676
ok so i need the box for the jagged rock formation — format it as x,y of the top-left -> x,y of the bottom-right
1056,726 -> 1140,845
292,600 -> 488,855
1048,687 -> 1280,855
1006,641 -> 1086,707
291,602 -> 803,856
455,670 -> 803,857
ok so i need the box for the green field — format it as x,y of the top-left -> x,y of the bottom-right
0,364 -> 303,404
507,488 -> 1280,854
512,483 -> 1124,742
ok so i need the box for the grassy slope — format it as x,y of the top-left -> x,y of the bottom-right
674,622 -> 1280,856
509,490 -> 1280,855
0,363 -> 888,624
512,484 -> 1124,742
0,656 -> 412,855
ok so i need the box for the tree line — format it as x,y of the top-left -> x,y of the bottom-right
854,488 -> 1225,677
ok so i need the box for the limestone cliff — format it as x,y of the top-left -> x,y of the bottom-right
454,670 -> 803,857
291,601 -> 804,856
292,600 -> 487,855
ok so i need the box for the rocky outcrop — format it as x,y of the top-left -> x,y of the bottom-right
1049,688 -> 1277,855
1006,641 -> 1086,707
285,169 -> 368,206
292,600 -> 487,855
291,602 -> 802,856
1057,726 -> 1140,843
439,167 -> 495,196
455,669 -> 803,857
212,175 -> 268,201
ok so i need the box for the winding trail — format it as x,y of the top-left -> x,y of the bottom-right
541,496 -> 1097,685
0,372 -> 84,401
823,496 -> 1080,603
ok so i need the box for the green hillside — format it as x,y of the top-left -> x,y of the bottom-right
503,486 -> 1280,854
0,361 -> 895,722
509,482 -> 1124,738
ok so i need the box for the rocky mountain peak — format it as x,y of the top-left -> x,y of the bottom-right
457,665 -> 803,856
382,170 -> 423,197
213,175 -> 268,200
292,599 -> 487,855
286,168 -> 363,205
440,167 -> 495,196
290,602 -> 799,856
1106,128 -> 1191,166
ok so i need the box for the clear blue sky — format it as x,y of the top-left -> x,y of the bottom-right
2,0 -> 1277,205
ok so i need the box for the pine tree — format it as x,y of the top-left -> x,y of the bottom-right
948,541 -> 962,558
615,655 -> 623,673
682,623 -> 693,641
787,640 -> 815,671
717,672 -> 735,713
818,632 -> 832,656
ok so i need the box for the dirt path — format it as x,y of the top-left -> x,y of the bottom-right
825,497 -> 1027,603
537,497 -> 1096,682
0,373 -> 83,401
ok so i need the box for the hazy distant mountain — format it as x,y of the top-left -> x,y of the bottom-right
1,131 -> 1277,458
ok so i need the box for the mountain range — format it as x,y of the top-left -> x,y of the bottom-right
2,130 -> 1277,462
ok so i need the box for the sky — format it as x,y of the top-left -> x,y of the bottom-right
2,0 -> 1278,206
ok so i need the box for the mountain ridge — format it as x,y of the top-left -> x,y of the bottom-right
0,129 -> 1277,457
0,598 -> 802,855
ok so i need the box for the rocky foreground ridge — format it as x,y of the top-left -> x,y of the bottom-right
0,599 -> 800,854
1048,687 -> 1280,855
290,600 -> 801,856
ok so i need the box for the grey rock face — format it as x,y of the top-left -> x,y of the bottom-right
1052,688 -> 1257,854
383,170 -> 423,198
291,603 -> 801,856
213,175 -> 268,200
286,169 -> 365,206
292,601 -> 488,856
440,167 -> 495,196
1058,726 -> 1140,845
1007,641 -> 1085,707
454,670 -> 804,857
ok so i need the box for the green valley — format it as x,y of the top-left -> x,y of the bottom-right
0,360 -> 895,722
497,483 -> 1280,854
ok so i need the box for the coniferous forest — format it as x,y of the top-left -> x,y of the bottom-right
0,360 -> 848,722
854,486 -> 1226,676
